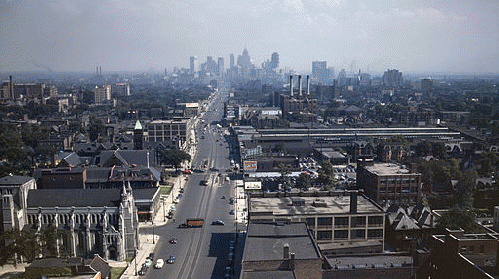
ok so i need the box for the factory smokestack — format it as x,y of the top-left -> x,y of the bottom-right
99,66 -> 102,75
9,75 -> 14,100
306,75 -> 310,96
298,75 -> 302,97
289,75 -> 294,97
96,66 -> 99,75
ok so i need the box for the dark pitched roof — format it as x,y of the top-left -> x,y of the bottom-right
89,255 -> 111,279
27,189 -> 123,207
132,187 -> 160,201
100,150 -> 153,167
242,270 -> 296,279
0,175 -> 34,186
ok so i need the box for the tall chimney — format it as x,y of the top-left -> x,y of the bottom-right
99,66 -> 102,75
298,75 -> 302,97
283,243 -> 290,259
350,191 -> 358,214
96,66 -> 99,75
9,75 -> 13,100
289,75 -> 294,97
306,75 -> 310,96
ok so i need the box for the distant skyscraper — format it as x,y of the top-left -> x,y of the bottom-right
230,54 -> 235,68
382,69 -> 403,87
328,67 -> 335,81
312,61 -> 328,83
218,57 -> 224,76
270,52 -> 279,70
237,48 -> 252,68
189,56 -> 198,73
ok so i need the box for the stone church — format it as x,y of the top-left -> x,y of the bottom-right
1,175 -> 139,261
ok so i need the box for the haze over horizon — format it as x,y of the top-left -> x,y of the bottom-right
1,0 -> 498,74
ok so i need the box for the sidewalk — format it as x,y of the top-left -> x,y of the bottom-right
120,174 -> 187,279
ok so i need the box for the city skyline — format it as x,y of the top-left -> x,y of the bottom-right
0,0 -> 498,74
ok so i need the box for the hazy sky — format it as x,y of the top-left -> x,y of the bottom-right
1,0 -> 498,74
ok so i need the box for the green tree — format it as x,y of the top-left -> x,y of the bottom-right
316,160 -> 337,190
431,142 -> 447,159
160,149 -> 191,170
296,173 -> 311,191
278,163 -> 291,191
437,207 -> 480,233
455,170 -> 477,211
415,141 -> 431,157
88,116 -> 106,142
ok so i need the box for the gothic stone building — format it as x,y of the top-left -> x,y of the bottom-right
1,176 -> 139,261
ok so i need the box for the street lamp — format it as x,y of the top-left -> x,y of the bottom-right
152,221 -> 155,244
134,248 -> 138,275
163,197 -> 166,222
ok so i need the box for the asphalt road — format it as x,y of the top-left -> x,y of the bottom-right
142,81 -> 238,279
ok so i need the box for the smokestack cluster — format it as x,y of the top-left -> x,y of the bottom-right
306,75 -> 310,96
298,75 -> 302,96
289,75 -> 294,97
9,75 -> 14,100
96,66 -> 102,75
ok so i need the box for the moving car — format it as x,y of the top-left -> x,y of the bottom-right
167,255 -> 176,264
154,259 -> 164,269
169,237 -> 177,244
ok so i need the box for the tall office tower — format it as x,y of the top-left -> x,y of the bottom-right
237,48 -> 252,68
94,85 -> 111,104
382,69 -> 403,87
218,57 -> 224,76
312,61 -> 328,83
270,52 -> 279,70
350,60 -> 357,75
338,69 -> 347,79
190,56 -> 198,73
328,67 -> 335,81
112,83 -> 130,97
230,54 -> 235,68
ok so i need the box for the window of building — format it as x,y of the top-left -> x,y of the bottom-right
317,230 -> 332,240
317,217 -> 332,227
334,230 -> 349,239
351,216 -> 366,227
368,216 -> 383,227
352,229 -> 366,239
334,217 -> 349,228
367,229 -> 383,238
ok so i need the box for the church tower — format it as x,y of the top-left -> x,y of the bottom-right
133,120 -> 144,150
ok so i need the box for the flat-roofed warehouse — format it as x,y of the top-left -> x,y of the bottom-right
248,191 -> 386,254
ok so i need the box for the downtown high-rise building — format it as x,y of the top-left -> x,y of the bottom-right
190,56 -> 198,73
230,54 -> 235,68
218,57 -> 224,76
270,52 -> 279,70
382,69 -> 403,87
312,61 -> 328,83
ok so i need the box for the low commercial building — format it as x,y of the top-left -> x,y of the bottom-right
241,222 -> 323,279
357,159 -> 422,205
248,191 -> 386,255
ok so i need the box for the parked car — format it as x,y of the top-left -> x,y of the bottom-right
154,259 -> 164,269
229,209 -> 235,215
221,195 -> 226,199
147,253 -> 155,260
212,220 -> 225,226
144,258 -> 153,267
167,255 -> 176,264
138,265 -> 148,275
178,223 -> 188,228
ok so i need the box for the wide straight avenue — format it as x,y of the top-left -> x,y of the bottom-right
141,81 -> 242,279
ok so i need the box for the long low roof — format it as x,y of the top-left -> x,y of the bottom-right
249,194 -> 383,216
27,189 -> 122,208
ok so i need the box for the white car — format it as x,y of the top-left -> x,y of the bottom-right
154,259 -> 164,269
